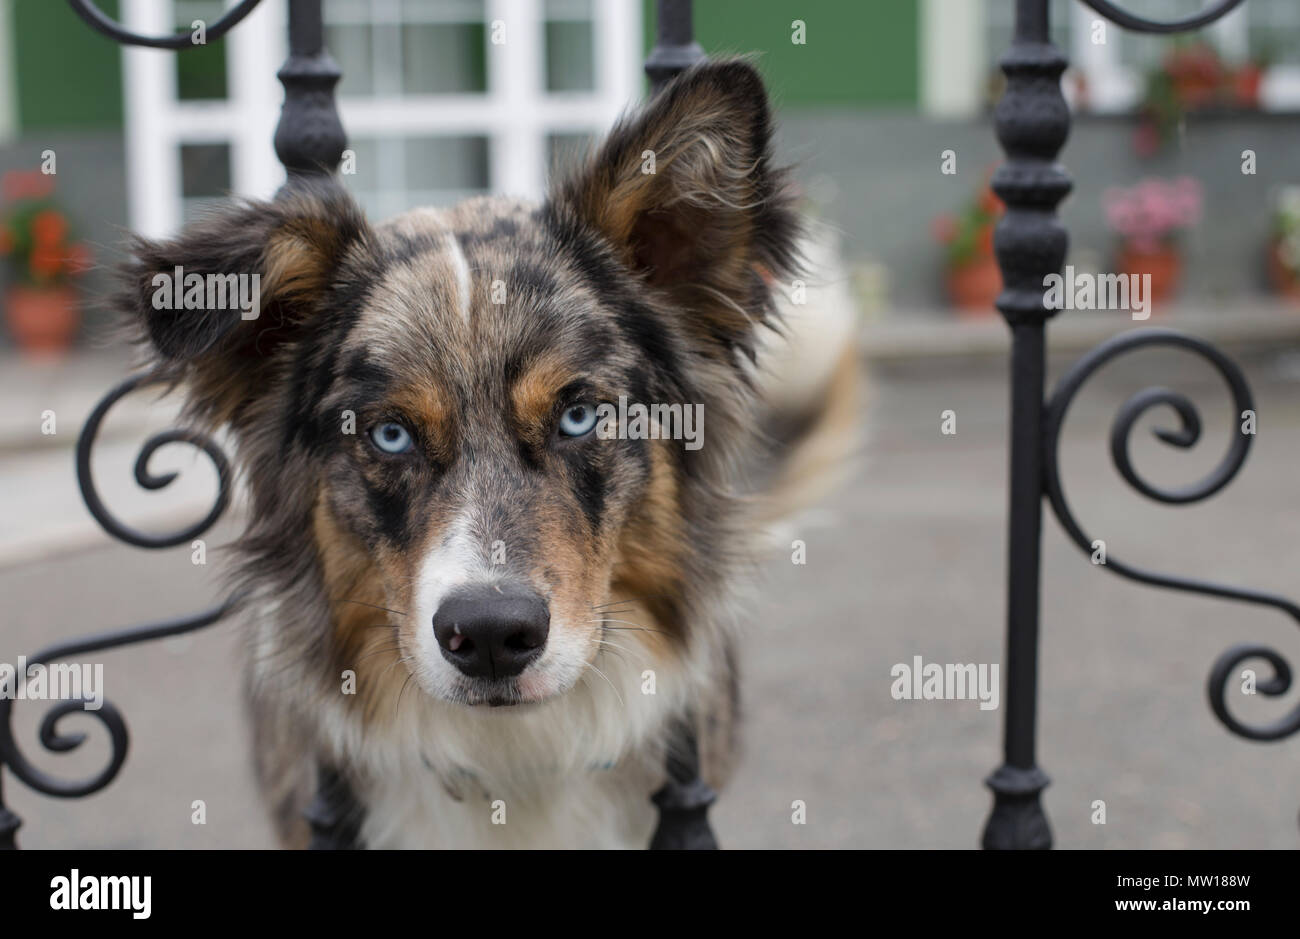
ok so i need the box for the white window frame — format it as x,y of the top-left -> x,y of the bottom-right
122,0 -> 641,238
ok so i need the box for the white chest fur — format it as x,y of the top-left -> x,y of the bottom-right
359,760 -> 660,849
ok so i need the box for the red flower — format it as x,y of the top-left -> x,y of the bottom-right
65,242 -> 93,275
29,244 -> 65,280
31,209 -> 67,247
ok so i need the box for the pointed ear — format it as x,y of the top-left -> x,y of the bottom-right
118,177 -> 370,416
549,60 -> 799,359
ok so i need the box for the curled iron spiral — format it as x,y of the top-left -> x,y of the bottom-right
77,371 -> 232,548
0,373 -> 240,809
0,599 -> 237,798
1077,0 -> 1246,35
1043,328 -> 1300,743
68,0 -> 263,49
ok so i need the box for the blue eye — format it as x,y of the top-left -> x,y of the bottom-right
370,421 -> 413,454
558,402 -> 598,438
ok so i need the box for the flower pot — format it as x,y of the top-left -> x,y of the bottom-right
4,285 -> 81,355
946,255 -> 1002,317
1268,239 -> 1300,305
1234,63 -> 1264,110
1116,244 -> 1181,307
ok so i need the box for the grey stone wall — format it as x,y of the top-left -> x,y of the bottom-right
775,110 -> 1300,309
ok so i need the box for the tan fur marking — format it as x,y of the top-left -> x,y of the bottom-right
389,380 -> 456,464
313,497 -> 408,725
608,438 -> 687,649
510,355 -> 577,443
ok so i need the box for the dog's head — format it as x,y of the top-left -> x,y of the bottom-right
121,61 -> 797,709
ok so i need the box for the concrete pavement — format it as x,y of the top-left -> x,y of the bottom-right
3,322 -> 1300,848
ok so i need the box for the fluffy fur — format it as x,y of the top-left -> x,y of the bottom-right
118,61 -> 856,848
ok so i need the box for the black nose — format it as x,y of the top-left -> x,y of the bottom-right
432,584 -> 550,680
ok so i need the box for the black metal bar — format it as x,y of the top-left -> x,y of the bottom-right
645,0 -> 706,93
275,0 -> 347,178
304,766 -> 365,849
649,717 -> 718,850
0,775 -> 20,850
638,0 -> 718,851
981,0 -> 1072,850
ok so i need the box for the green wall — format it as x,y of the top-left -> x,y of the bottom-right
12,0 -> 920,133
14,0 -> 123,130
644,0 -> 920,107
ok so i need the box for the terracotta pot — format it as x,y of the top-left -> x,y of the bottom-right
1267,240 -> 1300,305
4,285 -> 81,355
1116,244 -> 1181,307
1234,64 -> 1264,109
946,255 -> 1002,317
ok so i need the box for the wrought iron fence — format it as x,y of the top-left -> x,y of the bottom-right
0,0 -> 1295,851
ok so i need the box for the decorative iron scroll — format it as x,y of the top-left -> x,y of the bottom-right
1043,328 -> 1300,744
1076,0 -> 1246,35
981,0 -> 1293,848
77,371 -> 233,549
0,368 -> 240,848
68,0 -> 264,49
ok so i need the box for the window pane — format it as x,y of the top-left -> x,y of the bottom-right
340,138 -> 382,193
1247,0 -> 1300,65
327,23 -> 376,97
341,135 -> 490,216
404,135 -> 490,193
544,0 -> 594,92
174,1 -> 228,100
402,23 -> 488,93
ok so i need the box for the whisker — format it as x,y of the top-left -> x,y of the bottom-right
395,672 -> 416,721
583,661 -> 624,708
344,599 -> 408,617
590,594 -> 673,610
380,653 -> 414,683
587,618 -> 672,636
356,644 -> 402,663
593,639 -> 636,663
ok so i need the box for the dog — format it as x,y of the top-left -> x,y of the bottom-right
118,60 -> 858,848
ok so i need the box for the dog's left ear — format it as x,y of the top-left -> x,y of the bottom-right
549,60 -> 798,361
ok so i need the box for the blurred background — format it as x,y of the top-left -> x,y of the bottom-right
2,0 -> 1300,848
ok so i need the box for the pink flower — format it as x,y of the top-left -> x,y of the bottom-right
1104,176 -> 1202,252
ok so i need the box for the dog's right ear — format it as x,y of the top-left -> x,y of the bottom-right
120,177 -> 370,412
